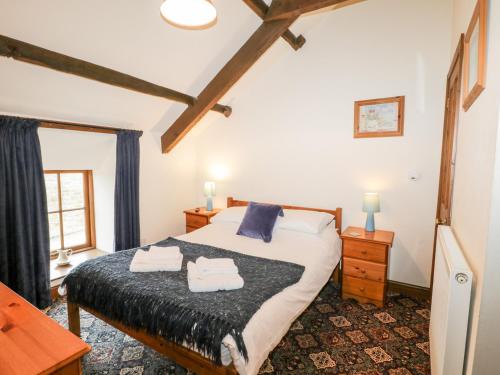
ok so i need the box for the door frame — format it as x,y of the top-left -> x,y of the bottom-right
430,35 -> 464,291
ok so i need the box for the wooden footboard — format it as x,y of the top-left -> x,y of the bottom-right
67,303 -> 238,375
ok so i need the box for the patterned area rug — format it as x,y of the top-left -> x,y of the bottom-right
46,283 -> 431,375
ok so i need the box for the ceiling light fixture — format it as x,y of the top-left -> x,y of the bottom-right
160,0 -> 217,30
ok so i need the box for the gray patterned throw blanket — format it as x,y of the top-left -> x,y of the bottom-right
62,238 -> 305,364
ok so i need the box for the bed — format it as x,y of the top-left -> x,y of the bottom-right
66,198 -> 342,375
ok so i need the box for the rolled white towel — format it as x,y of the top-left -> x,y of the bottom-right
187,261 -> 244,292
130,249 -> 183,272
195,256 -> 238,276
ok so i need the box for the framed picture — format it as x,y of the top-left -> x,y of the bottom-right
463,0 -> 487,111
354,96 -> 405,138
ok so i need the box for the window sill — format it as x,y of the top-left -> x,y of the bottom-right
50,248 -> 108,287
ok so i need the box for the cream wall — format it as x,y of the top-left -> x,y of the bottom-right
37,128 -> 117,252
0,1 -> 454,287
0,0 -> 261,250
193,0 -> 452,287
12,124 -> 198,253
450,0 -> 500,374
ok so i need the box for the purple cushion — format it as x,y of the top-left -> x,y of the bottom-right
236,202 -> 284,243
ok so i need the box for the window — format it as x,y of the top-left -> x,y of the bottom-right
44,170 -> 95,255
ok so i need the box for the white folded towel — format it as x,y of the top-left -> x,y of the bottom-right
187,261 -> 244,292
195,256 -> 239,276
130,249 -> 183,272
148,245 -> 181,258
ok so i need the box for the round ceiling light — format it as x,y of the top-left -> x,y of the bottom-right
160,0 -> 217,30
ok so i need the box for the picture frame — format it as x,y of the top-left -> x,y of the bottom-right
463,0 -> 487,111
354,96 -> 405,138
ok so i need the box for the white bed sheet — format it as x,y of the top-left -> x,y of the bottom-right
176,221 -> 341,375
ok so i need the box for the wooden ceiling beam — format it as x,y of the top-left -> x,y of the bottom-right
161,16 -> 297,153
242,0 -> 305,50
0,34 -> 232,116
265,0 -> 355,21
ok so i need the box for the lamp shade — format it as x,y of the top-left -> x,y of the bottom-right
160,0 -> 217,30
204,181 -> 216,197
362,193 -> 380,213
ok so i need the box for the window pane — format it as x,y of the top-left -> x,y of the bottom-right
61,173 -> 85,210
63,209 -> 87,248
49,213 -> 61,251
44,174 -> 59,212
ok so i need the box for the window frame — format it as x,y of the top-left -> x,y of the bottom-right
44,170 -> 96,258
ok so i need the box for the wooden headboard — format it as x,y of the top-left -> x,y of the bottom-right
227,197 -> 342,234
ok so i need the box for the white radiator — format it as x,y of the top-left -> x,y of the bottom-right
430,225 -> 473,375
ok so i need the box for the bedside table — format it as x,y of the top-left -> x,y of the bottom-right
340,226 -> 394,307
184,208 -> 221,233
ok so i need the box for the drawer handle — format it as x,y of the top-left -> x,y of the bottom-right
361,250 -> 367,255
360,269 -> 366,274
359,287 -> 366,292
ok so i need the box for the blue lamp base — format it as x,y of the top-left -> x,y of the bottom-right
206,196 -> 213,211
365,211 -> 375,232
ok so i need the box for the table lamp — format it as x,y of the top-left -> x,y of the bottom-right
363,192 -> 380,232
204,181 -> 216,211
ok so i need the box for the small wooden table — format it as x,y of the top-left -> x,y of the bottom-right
184,207 -> 221,233
0,282 -> 90,375
340,227 -> 394,307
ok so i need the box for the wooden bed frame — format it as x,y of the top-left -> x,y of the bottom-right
67,197 -> 343,375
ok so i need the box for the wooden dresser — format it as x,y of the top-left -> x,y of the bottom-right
0,282 -> 90,374
184,207 -> 221,233
340,226 -> 394,307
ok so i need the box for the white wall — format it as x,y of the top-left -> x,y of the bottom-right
37,128 -> 116,252
450,0 -> 500,374
5,119 -> 198,253
193,0 -> 452,287
138,131 -> 198,245
0,0 -> 259,249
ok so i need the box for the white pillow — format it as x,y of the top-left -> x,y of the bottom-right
210,206 -> 247,224
277,209 -> 335,234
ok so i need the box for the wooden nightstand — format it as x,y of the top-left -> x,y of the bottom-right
340,226 -> 394,307
184,207 -> 221,233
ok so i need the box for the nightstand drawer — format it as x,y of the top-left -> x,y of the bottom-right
186,226 -> 199,233
343,275 -> 385,301
343,257 -> 386,282
186,214 -> 208,228
343,240 -> 387,263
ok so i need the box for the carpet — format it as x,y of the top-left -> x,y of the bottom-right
46,283 -> 431,375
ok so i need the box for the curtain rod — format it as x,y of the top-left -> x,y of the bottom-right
39,119 -> 137,135
1,112 -> 143,135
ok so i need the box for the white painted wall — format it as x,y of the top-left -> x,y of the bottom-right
1,116 -> 198,253
37,128 -> 116,252
0,0 -> 258,250
449,0 -> 500,373
138,130 -> 198,245
472,105 -> 500,374
193,0 -> 452,288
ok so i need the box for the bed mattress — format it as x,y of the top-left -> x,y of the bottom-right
176,221 -> 341,375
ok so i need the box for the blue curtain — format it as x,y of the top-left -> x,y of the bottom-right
0,116 -> 51,308
114,130 -> 143,251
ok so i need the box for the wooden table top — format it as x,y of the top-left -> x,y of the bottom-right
0,282 -> 90,375
341,226 -> 395,246
183,207 -> 222,217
